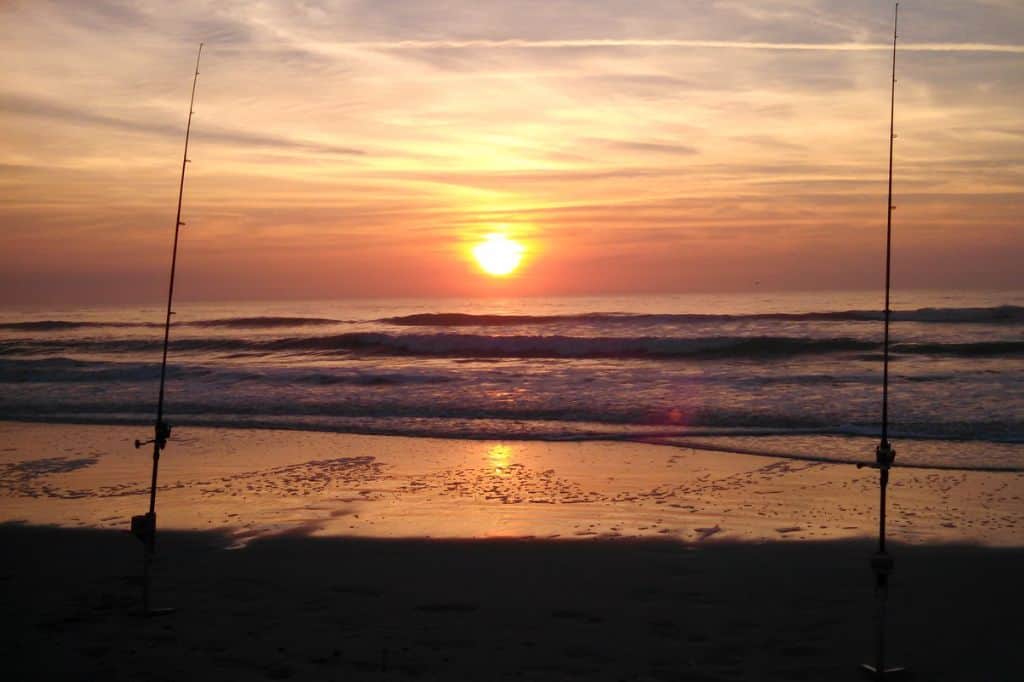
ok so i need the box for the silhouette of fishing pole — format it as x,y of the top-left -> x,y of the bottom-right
856,6 -> 907,679
131,43 -> 203,617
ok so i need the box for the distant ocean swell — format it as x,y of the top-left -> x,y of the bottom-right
3,333 -> 1022,360
1,305 -> 1022,332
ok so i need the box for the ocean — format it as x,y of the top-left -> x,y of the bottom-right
1,290 -> 1022,471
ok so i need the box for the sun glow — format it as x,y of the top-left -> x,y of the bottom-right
472,234 -> 525,276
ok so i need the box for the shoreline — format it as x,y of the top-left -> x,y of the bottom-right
2,416 -> 1022,473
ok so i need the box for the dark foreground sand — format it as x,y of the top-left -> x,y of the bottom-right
3,525 -> 1023,681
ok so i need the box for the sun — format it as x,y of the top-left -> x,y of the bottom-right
472,234 -> 524,276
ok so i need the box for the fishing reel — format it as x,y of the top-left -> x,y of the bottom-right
857,441 -> 895,471
135,421 -> 172,450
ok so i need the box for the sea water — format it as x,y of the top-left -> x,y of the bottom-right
1,290 -> 1022,470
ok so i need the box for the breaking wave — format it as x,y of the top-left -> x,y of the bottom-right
3,305 -> 1020,334
381,305 -> 1024,326
185,316 -> 344,328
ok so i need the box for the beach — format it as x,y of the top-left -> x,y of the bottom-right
3,421 -> 1023,680
4,0 -> 1023,676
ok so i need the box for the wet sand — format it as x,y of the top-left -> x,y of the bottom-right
2,421 -> 1023,680
2,422 -> 1021,546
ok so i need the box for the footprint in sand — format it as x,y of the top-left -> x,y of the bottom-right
694,525 -> 722,541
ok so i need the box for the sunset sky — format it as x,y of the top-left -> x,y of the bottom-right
1,0 -> 1022,304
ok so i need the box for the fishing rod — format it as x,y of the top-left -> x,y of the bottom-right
130,42 -> 203,617
857,5 -> 907,679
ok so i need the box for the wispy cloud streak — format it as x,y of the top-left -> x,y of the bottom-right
340,39 -> 1024,54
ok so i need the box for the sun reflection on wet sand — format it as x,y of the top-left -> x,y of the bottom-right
487,444 -> 512,476
2,423 -> 1021,547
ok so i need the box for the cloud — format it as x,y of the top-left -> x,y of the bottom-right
1,0 -> 1022,301
585,138 -> 699,157
335,38 -> 1024,54
0,92 -> 365,156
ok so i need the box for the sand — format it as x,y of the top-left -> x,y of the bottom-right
2,420 -> 1023,680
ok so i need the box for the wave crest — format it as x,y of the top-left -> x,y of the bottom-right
382,305 -> 1024,326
